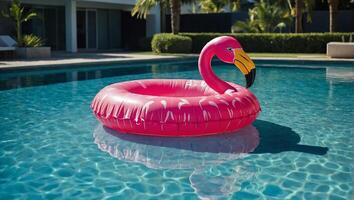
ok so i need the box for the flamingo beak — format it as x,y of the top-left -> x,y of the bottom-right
233,48 -> 256,88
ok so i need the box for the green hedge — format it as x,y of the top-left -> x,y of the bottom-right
168,32 -> 353,53
151,33 -> 192,54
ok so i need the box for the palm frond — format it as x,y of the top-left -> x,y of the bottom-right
22,12 -> 37,22
229,0 -> 241,12
232,0 -> 292,33
199,0 -> 228,13
131,0 -> 161,19
22,34 -> 44,47
1,9 -> 10,18
304,0 -> 315,22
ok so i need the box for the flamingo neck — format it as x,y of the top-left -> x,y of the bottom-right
198,44 -> 235,94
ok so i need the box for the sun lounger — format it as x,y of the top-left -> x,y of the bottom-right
0,35 -> 17,59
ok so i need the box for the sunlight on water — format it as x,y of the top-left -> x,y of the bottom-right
0,61 -> 353,199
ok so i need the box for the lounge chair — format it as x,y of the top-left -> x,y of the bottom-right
0,35 -> 16,59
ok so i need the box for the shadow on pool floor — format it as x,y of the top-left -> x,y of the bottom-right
252,120 -> 329,155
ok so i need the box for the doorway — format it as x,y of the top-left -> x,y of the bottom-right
77,9 -> 97,49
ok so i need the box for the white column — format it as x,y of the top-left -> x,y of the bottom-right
146,5 -> 161,37
65,0 -> 77,52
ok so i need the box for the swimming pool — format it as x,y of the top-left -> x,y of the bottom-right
0,60 -> 353,199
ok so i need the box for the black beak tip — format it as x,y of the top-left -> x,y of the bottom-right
245,68 -> 256,88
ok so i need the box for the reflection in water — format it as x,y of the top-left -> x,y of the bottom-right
93,125 -> 260,169
326,67 -> 354,83
93,120 -> 329,199
93,119 -> 329,170
93,125 -> 259,199
326,67 -> 354,100
190,165 -> 256,200
0,62 -> 197,90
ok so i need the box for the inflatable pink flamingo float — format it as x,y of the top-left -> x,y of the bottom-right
91,36 -> 261,137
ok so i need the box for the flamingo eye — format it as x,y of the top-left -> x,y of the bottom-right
226,47 -> 233,51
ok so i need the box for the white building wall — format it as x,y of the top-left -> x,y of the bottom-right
16,0 -> 161,52
65,0 -> 77,52
146,5 -> 161,37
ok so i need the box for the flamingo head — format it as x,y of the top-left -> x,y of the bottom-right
213,36 -> 256,88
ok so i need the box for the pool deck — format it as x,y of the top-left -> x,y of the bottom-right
0,52 -> 187,71
0,52 -> 353,71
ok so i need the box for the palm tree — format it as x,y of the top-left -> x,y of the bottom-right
232,0 -> 292,33
132,0 -> 193,34
295,0 -> 303,32
131,0 -> 242,33
199,0 -> 242,13
170,0 -> 181,34
199,0 -> 228,13
229,0 -> 241,11
327,0 -> 339,32
1,0 -> 37,46
293,0 -> 315,33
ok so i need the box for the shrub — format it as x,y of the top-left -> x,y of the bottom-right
151,33 -> 192,54
179,32 -> 354,53
22,34 -> 44,47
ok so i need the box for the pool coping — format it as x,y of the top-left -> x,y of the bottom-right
0,55 -> 197,72
0,55 -> 353,73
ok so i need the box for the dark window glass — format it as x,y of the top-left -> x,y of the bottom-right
77,10 -> 86,49
87,10 -> 97,49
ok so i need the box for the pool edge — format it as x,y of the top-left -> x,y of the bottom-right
0,56 -> 353,73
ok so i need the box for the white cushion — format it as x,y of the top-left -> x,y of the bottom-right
0,46 -> 15,51
327,42 -> 354,58
0,35 -> 17,47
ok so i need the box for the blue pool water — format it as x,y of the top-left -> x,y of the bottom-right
0,61 -> 353,199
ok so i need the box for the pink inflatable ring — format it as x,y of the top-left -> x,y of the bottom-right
91,36 -> 261,137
